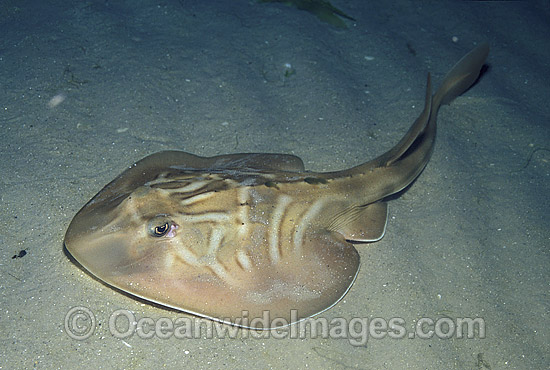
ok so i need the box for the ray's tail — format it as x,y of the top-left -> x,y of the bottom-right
336,43 -> 489,201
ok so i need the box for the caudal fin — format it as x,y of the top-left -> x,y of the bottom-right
433,42 -> 489,109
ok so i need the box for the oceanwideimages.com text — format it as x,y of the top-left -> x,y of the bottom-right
65,307 -> 485,346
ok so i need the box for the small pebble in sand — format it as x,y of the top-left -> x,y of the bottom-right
48,93 -> 66,108
283,63 -> 295,77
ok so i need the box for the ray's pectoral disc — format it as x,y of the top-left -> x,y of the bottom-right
64,153 -> 361,329
65,43 -> 489,329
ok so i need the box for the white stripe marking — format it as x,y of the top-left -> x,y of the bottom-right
180,213 -> 230,223
173,180 -> 210,193
269,195 -> 292,264
236,249 -> 252,270
293,198 -> 326,255
208,227 -> 224,254
179,192 -> 214,206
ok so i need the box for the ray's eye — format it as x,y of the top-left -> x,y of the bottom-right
152,222 -> 170,237
147,216 -> 174,237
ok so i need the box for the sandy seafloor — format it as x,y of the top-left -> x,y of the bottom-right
1,0 -> 549,369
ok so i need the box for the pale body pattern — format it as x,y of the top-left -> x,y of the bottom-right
65,43 -> 489,329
